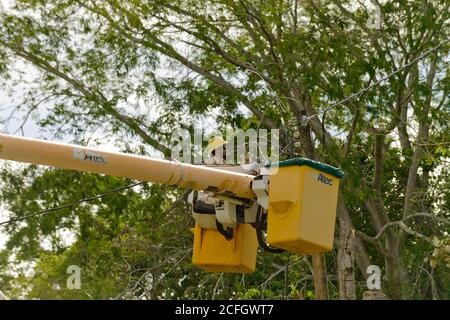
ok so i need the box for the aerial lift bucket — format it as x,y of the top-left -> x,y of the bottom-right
0,134 -> 345,272
266,159 -> 344,254
192,223 -> 258,273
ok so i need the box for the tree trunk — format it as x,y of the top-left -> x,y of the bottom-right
337,199 -> 371,278
337,218 -> 356,300
362,290 -> 390,300
292,111 -> 330,300
384,244 -> 410,299
311,254 -> 329,300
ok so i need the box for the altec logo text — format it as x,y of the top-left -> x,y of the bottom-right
317,173 -> 333,186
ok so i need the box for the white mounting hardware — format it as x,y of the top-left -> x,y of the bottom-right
252,175 -> 270,210
215,200 -> 258,227
188,191 -> 217,229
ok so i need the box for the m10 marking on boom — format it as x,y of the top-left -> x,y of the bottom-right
73,148 -> 107,164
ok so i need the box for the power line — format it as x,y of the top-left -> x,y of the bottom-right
301,37 -> 450,124
0,181 -> 145,227
308,37 -> 450,147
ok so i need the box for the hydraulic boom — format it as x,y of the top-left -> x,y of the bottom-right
0,134 -> 255,199
0,133 -> 344,273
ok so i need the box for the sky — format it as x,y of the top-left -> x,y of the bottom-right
0,18 -> 220,250
0,60 -> 124,249
0,89 -> 134,250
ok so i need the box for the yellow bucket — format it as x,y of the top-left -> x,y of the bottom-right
267,160 -> 342,254
192,223 -> 258,273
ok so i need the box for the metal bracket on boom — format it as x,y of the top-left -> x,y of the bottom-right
188,190 -> 259,233
215,200 -> 258,227
251,174 -> 269,210
188,191 -> 217,229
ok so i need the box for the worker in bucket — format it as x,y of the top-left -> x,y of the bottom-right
205,135 -> 260,175
204,136 -> 228,165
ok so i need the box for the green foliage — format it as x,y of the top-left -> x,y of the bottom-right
0,0 -> 449,300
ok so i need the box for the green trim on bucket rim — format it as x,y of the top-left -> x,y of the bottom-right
265,158 -> 344,178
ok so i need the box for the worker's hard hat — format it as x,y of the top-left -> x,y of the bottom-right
206,136 -> 227,153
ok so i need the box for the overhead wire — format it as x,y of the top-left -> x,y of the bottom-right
0,181 -> 145,227
313,38 -> 450,123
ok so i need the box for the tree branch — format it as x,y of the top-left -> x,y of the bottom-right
80,1 -> 278,130
5,43 -> 172,157
355,212 -> 450,244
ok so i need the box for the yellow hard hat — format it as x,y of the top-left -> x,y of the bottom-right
206,136 -> 227,153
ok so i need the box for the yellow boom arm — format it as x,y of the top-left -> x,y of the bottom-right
0,134 -> 255,199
